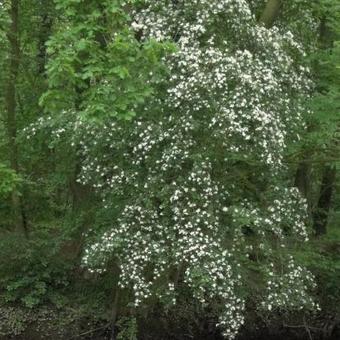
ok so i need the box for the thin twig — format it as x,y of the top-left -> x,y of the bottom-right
68,323 -> 111,339
303,316 -> 313,340
283,322 -> 322,331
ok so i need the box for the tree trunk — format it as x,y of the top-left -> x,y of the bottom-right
259,0 -> 282,28
110,288 -> 120,340
294,143 -> 315,215
294,159 -> 313,223
294,160 -> 311,200
313,165 -> 336,236
37,2 -> 53,76
5,0 -> 28,236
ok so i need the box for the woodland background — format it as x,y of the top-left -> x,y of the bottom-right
0,0 -> 340,339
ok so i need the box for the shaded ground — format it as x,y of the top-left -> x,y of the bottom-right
1,321 -> 339,340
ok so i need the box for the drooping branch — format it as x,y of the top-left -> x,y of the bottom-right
259,0 -> 282,28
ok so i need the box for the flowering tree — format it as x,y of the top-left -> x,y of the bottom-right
74,1 -> 319,338
26,0 -> 319,338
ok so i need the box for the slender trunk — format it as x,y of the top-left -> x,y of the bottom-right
259,0 -> 282,28
174,262 -> 185,289
37,6 -> 53,76
5,0 -> 20,175
110,288 -> 120,340
313,165 -> 336,236
5,0 -> 28,236
110,268 -> 121,340
294,161 -> 313,224
294,160 -> 311,201
319,17 -> 334,50
294,150 -> 313,218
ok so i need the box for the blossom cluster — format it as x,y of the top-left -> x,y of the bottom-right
262,259 -> 318,312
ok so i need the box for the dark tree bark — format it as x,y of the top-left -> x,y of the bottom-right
110,288 -> 120,340
259,0 -> 282,28
37,1 -> 53,75
5,0 -> 20,175
313,165 -> 336,236
294,160 -> 311,200
5,0 -> 28,236
294,158 -> 313,222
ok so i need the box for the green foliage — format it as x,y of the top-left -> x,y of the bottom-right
0,229 -> 71,308
307,41 -> 340,162
295,222 -> 340,311
0,163 -> 21,197
295,0 -> 340,164
117,317 -> 138,340
41,0 -> 174,121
